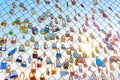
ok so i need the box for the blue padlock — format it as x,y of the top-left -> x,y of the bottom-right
56,49 -> 62,58
0,59 -> 7,69
16,56 -> 22,63
9,70 -> 18,79
32,27 -> 38,35
21,61 -> 27,68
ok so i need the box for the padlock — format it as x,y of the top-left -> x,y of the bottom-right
83,62 -> 88,68
8,29 -> 13,35
78,28 -> 82,34
2,34 -> 8,45
6,65 -> 10,73
20,72 -> 26,80
11,34 -> 17,44
61,35 -> 65,42
21,61 -> 27,68
55,18 -> 58,24
14,17 -> 21,25
34,41 -> 39,50
99,42 -> 103,49
60,65 -> 68,77
31,8 -> 36,15
37,59 -> 42,68
31,61 -> 36,73
40,28 -> 45,35
51,63 -> 57,75
73,50 -> 79,58
82,51 -> 87,58
66,15 -> 71,23
16,56 -> 22,63
43,42 -> 48,49
70,65 -> 75,76
40,73 -> 45,80
70,27 -> 74,32
32,27 -> 38,35
9,70 -> 18,79
1,20 -> 7,26
62,19 -> 66,27
91,51 -> 96,58
46,57 -> 52,64
66,48 -> 71,55
71,0 -> 76,5
19,44 -> 25,52
78,65 -> 83,73
12,2 -> 16,8
56,49 -> 62,58
69,36 -> 73,42
9,9 -> 14,15
65,31 -> 70,37
24,18 -> 29,23
93,0 -> 98,6
32,51 -> 38,59
82,24 -> 87,32
95,47 -> 99,53
63,59 -> 69,69
46,68 -> 50,75
25,40 -> 30,47
28,56 -> 32,64
45,0 -> 50,4
82,72 -> 86,79
52,43 -> 57,50
7,55 -> 13,62
29,72 -> 36,80
74,70 -> 79,79
61,44 -> 66,50
90,33 -> 95,39
0,59 -> 7,69
19,3 -> 25,8
56,58 -> 61,67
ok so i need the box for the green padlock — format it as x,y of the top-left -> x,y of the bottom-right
8,30 -> 13,35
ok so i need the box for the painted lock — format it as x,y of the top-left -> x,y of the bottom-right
32,51 -> 38,59
46,68 -> 50,75
32,27 -> 38,35
71,0 -> 76,5
11,34 -> 17,44
16,56 -> 22,63
56,58 -> 61,67
19,44 -> 25,52
46,57 -> 52,64
31,61 -> 36,73
29,72 -> 36,80
40,73 -> 46,80
9,70 -> 18,79
21,61 -> 27,68
56,49 -> 62,58
25,40 -> 30,47
6,65 -> 10,73
0,59 -> 7,69
37,59 -> 42,68
51,63 -> 57,75
70,65 -> 75,76
7,55 -> 13,62
66,48 -> 71,55
2,34 -> 8,45
61,35 -> 65,42
1,20 -> 7,26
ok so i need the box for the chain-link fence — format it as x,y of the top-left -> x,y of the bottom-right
0,0 -> 120,80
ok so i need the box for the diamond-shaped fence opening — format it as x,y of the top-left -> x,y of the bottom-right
0,0 -> 120,80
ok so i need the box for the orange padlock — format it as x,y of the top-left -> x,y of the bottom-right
40,73 -> 46,80
31,61 -> 36,73
29,72 -> 36,80
11,34 -> 17,44
51,63 -> 57,75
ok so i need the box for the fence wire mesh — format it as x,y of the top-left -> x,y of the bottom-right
0,0 -> 120,80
